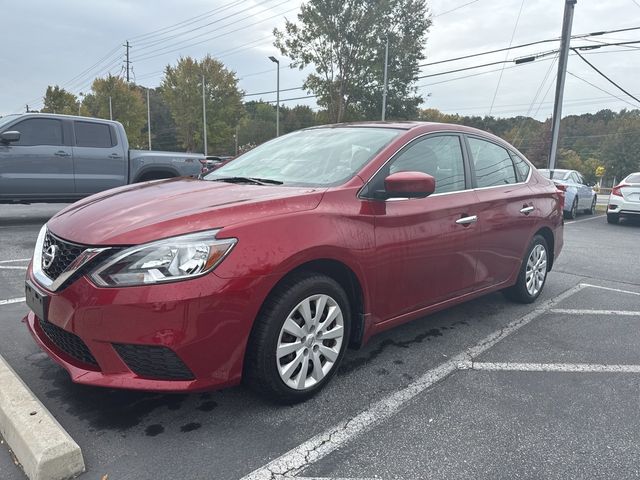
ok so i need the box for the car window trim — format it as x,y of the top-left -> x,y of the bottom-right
11,117 -> 65,147
358,130 -> 472,201
463,133 -> 531,190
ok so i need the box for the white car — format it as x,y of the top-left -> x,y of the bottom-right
607,172 -> 640,224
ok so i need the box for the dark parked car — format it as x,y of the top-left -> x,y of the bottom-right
24,122 -> 563,402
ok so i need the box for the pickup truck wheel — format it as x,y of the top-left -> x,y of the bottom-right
503,235 -> 549,304
244,272 -> 351,404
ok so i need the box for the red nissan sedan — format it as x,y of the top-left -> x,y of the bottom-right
24,122 -> 563,402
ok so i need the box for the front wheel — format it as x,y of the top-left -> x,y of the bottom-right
244,272 -> 351,403
504,235 -> 549,304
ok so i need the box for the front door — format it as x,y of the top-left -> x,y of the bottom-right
0,117 -> 74,200
368,134 -> 478,322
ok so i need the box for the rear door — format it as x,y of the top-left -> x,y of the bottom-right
466,135 -> 537,288
369,133 -> 478,321
572,171 -> 592,209
0,117 -> 74,199
72,120 -> 126,195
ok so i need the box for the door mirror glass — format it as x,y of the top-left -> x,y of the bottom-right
383,171 -> 435,199
0,131 -> 21,143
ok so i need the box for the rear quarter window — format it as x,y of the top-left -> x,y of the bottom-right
510,152 -> 531,182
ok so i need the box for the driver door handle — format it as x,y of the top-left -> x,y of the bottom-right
54,150 -> 71,157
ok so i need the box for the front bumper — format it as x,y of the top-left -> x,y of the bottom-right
24,268 -> 274,392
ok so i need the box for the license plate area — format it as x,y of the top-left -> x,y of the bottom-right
25,280 -> 49,322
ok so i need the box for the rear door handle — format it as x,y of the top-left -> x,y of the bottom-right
520,206 -> 534,215
54,150 -> 71,157
455,215 -> 478,225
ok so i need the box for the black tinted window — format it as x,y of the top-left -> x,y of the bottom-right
75,121 -> 114,148
388,135 -> 466,194
468,137 -> 517,188
13,118 -> 63,146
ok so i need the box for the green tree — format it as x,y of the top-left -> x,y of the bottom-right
161,55 -> 243,153
274,0 -> 431,123
41,86 -> 78,115
82,75 -> 146,147
601,115 -> 640,181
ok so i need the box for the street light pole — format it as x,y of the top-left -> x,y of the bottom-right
381,35 -> 389,121
202,75 -> 208,156
146,88 -> 152,150
269,56 -> 280,136
548,0 -> 577,173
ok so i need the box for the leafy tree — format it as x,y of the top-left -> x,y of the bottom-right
274,0 -> 431,123
82,75 -> 146,147
161,55 -> 243,153
41,86 -> 78,115
134,86 -> 179,151
601,115 -> 640,181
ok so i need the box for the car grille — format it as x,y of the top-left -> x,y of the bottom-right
38,318 -> 99,368
113,344 -> 195,381
42,231 -> 85,280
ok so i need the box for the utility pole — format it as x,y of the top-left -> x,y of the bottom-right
235,125 -> 239,156
548,0 -> 577,173
269,56 -> 280,136
124,41 -> 131,83
146,88 -> 152,150
202,75 -> 208,156
109,96 -> 113,120
25,104 -> 29,113
381,35 -> 389,121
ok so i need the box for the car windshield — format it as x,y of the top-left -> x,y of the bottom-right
205,127 -> 401,187
539,169 -> 571,181
625,173 -> 640,184
0,114 -> 19,130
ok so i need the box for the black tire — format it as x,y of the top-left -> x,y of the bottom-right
244,272 -> 351,403
564,198 -> 578,220
584,196 -> 596,215
607,213 -> 619,224
503,235 -> 550,304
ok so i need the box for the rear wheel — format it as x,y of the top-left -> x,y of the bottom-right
504,235 -> 549,304
564,198 -> 578,220
244,272 -> 351,403
607,213 -> 619,224
584,196 -> 596,215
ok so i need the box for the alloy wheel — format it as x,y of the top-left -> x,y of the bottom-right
276,294 -> 344,390
525,244 -> 547,297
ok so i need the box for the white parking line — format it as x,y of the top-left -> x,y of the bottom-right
565,215 -> 605,225
581,283 -> 640,296
0,266 -> 27,270
0,298 -> 25,306
240,284 -> 586,480
467,362 -> 640,373
0,258 -> 30,264
550,308 -> 640,316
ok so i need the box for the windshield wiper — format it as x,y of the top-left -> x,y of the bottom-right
211,176 -> 283,186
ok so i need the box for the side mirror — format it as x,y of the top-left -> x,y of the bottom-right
382,171 -> 436,199
0,131 -> 20,144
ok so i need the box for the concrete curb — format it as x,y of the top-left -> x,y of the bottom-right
0,354 -> 84,480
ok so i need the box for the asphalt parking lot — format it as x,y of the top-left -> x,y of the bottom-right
1,205 -> 639,480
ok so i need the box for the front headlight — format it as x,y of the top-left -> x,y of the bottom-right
90,229 -> 236,287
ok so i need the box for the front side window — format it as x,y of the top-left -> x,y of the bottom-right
205,127 -> 401,187
387,135 -> 467,194
75,121 -> 114,148
12,118 -> 63,146
468,137 -> 516,188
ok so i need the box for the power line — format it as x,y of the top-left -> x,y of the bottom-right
488,0 -> 525,116
433,0 -> 481,18
570,47 -> 640,104
567,70 -> 639,108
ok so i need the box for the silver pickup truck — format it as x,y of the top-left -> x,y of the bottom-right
0,113 -> 205,203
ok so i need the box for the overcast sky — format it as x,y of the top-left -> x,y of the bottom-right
2,0 -> 639,119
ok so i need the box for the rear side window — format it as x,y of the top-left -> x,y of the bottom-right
388,135 -> 467,194
510,152 -> 531,182
13,118 -> 63,146
626,173 -> 640,184
468,137 -> 517,188
75,121 -> 115,148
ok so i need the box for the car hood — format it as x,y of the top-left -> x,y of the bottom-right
47,178 -> 325,245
